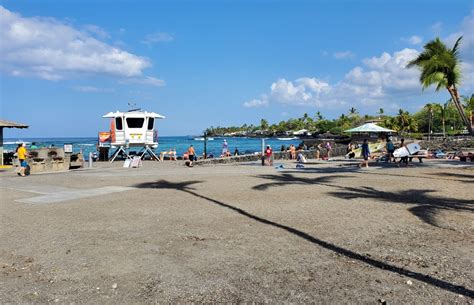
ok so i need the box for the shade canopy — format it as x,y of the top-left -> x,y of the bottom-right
0,119 -> 29,128
0,119 -> 29,166
345,123 -> 394,133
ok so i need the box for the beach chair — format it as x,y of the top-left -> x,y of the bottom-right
434,149 -> 446,158
160,150 -> 177,161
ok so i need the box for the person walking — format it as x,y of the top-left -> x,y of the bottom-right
222,139 -> 228,157
386,138 -> 395,162
17,143 -> 29,176
289,144 -> 296,160
187,145 -> 196,166
265,145 -> 273,166
359,139 -> 370,168
398,138 -> 409,167
325,142 -> 332,159
315,143 -> 323,160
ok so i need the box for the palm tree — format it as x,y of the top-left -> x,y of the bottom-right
315,111 -> 323,121
424,103 -> 434,140
302,113 -> 309,122
435,101 -> 451,138
338,114 -> 351,129
260,119 -> 269,131
397,109 -> 411,132
407,37 -> 473,135
348,107 -> 358,117
383,116 -> 399,131
463,94 -> 474,128
463,94 -> 474,111
377,108 -> 384,119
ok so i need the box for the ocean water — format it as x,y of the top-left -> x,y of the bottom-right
4,136 -> 302,158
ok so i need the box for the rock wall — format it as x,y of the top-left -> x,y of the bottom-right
14,148 -> 84,173
194,145 -> 347,166
417,137 -> 473,151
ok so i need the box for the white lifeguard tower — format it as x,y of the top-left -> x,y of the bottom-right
101,109 -> 165,162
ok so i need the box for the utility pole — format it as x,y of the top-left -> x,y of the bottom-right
204,131 -> 207,159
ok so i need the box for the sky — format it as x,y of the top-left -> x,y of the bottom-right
1,0 -> 473,137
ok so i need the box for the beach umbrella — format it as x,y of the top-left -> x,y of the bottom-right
344,123 -> 394,133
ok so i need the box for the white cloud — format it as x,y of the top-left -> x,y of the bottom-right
402,35 -> 422,45
243,78 -> 331,108
245,49 -> 421,110
142,32 -> 174,45
0,6 -> 151,81
333,51 -> 355,60
120,76 -> 166,87
246,13 -> 474,112
72,86 -> 114,92
83,24 -> 110,39
243,98 -> 269,108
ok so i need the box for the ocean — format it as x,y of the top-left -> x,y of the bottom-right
3,136 -> 302,158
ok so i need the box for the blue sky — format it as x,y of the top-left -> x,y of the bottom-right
1,0 -> 473,137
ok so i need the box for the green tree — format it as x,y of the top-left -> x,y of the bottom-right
462,94 -> 474,111
382,116 -> 399,131
396,109 -> 417,133
377,108 -> 384,119
337,114 -> 351,130
407,37 -> 473,134
348,107 -> 359,118
315,111 -> 323,121
424,103 -> 435,139
260,119 -> 269,131
435,101 -> 450,138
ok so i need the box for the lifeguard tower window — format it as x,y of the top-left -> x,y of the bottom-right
126,118 -> 144,128
147,118 -> 154,130
115,117 -> 123,130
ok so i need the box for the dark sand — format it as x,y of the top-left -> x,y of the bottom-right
1,159 -> 473,302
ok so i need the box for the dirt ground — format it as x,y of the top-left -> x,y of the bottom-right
1,159 -> 473,303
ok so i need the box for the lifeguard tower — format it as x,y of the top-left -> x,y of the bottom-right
99,109 -> 165,162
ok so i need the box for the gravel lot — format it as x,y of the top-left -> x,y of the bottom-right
1,159 -> 473,303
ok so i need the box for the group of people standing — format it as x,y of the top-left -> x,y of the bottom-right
350,137 -> 407,168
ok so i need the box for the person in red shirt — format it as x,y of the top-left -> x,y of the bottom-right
265,145 -> 273,166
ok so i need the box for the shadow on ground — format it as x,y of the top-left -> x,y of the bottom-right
282,165 -> 473,183
252,173 -> 351,190
432,172 -> 474,183
133,179 -> 473,298
251,171 -> 473,228
326,186 -> 473,228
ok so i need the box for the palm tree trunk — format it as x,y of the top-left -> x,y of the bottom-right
447,86 -> 473,135
442,116 -> 446,138
428,112 -> 431,140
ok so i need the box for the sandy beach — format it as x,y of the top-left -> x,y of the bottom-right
1,159 -> 473,302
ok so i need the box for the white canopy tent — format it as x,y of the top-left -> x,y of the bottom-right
345,123 -> 394,133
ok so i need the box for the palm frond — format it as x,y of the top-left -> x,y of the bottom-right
451,36 -> 463,58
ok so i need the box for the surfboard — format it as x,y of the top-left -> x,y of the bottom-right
393,143 -> 421,158
393,147 -> 409,158
346,142 -> 385,158
406,143 -> 420,154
